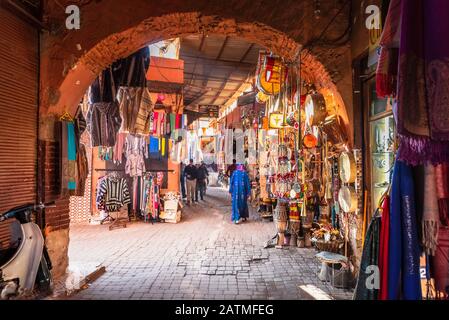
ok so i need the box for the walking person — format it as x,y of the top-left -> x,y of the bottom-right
229,164 -> 251,224
184,159 -> 198,205
196,161 -> 209,201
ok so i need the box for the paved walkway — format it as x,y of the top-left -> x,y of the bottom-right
67,187 -> 353,300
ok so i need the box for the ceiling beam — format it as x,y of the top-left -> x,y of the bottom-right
216,36 -> 229,60
179,54 -> 255,67
239,43 -> 254,63
222,72 -> 254,108
211,44 -> 256,106
187,34 -> 206,87
184,72 -> 251,82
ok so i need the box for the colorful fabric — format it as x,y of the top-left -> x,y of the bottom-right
430,227 -> 449,295
388,160 -> 422,300
379,195 -> 390,300
395,0 -> 449,164
149,136 -> 159,159
175,114 -> 181,129
97,176 -> 131,212
229,169 -> 251,222
435,163 -> 449,227
67,122 -> 77,190
113,132 -> 126,164
354,214 -> 381,300
170,114 -> 176,133
422,165 -> 440,255
153,112 -> 159,135
376,0 -> 401,97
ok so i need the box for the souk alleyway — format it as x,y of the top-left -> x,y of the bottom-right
66,187 -> 353,300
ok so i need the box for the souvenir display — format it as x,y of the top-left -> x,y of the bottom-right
339,151 -> 356,184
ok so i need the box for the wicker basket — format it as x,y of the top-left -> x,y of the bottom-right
312,238 -> 344,253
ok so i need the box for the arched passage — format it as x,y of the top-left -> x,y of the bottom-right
42,12 -> 350,136
39,10 -> 354,283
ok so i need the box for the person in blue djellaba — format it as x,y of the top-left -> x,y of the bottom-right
229,164 -> 251,224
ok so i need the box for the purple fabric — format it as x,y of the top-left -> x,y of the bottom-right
396,0 -> 449,164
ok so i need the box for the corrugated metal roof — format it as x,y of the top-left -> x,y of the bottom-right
180,34 -> 263,116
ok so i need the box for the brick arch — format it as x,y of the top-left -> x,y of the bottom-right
44,12 -> 350,131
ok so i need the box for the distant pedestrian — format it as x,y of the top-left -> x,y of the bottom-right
196,161 -> 209,201
184,159 -> 198,205
229,164 -> 251,224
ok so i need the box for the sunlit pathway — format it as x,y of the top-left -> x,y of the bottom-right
66,187 -> 353,300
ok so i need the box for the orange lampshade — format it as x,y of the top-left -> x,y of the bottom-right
303,133 -> 318,148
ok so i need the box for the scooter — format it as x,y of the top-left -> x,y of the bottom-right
0,202 -> 55,299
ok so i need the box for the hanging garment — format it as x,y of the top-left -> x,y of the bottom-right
422,165 -> 441,255
115,47 -> 149,88
229,169 -> 251,222
125,153 -> 145,177
89,67 -> 119,104
75,143 -> 89,196
86,102 -> 122,147
153,112 -> 159,135
175,114 -> 181,129
169,114 -> 176,134
376,0 -> 401,97
98,176 -> 131,212
117,87 -> 152,134
149,136 -> 159,158
430,227 -> 449,295
96,176 -> 107,210
388,160 -> 422,300
354,214 -> 381,300
395,0 -> 449,164
113,132 -> 127,164
117,87 -> 141,133
379,195 -> 391,300
60,121 -> 77,196
125,134 -> 148,159
435,163 -> 449,226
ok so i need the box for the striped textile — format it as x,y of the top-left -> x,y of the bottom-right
98,177 -> 131,212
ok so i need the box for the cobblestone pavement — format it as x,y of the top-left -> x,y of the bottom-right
67,187 -> 353,300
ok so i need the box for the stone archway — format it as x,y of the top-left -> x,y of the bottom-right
42,12 -> 350,132
39,11 -> 353,283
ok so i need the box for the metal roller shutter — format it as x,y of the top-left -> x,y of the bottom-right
0,7 -> 38,250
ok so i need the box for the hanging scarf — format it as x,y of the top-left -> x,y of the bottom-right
376,0 -> 401,97
435,163 -> 449,226
388,160 -> 422,300
67,122 -> 77,191
354,215 -> 381,300
175,114 -> 181,129
153,112 -> 159,135
379,195 -> 390,300
169,113 -> 176,133
149,136 -> 159,156
431,227 -> 449,295
422,164 -> 440,255
396,0 -> 449,165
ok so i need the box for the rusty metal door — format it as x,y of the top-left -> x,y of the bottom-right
0,6 -> 39,249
